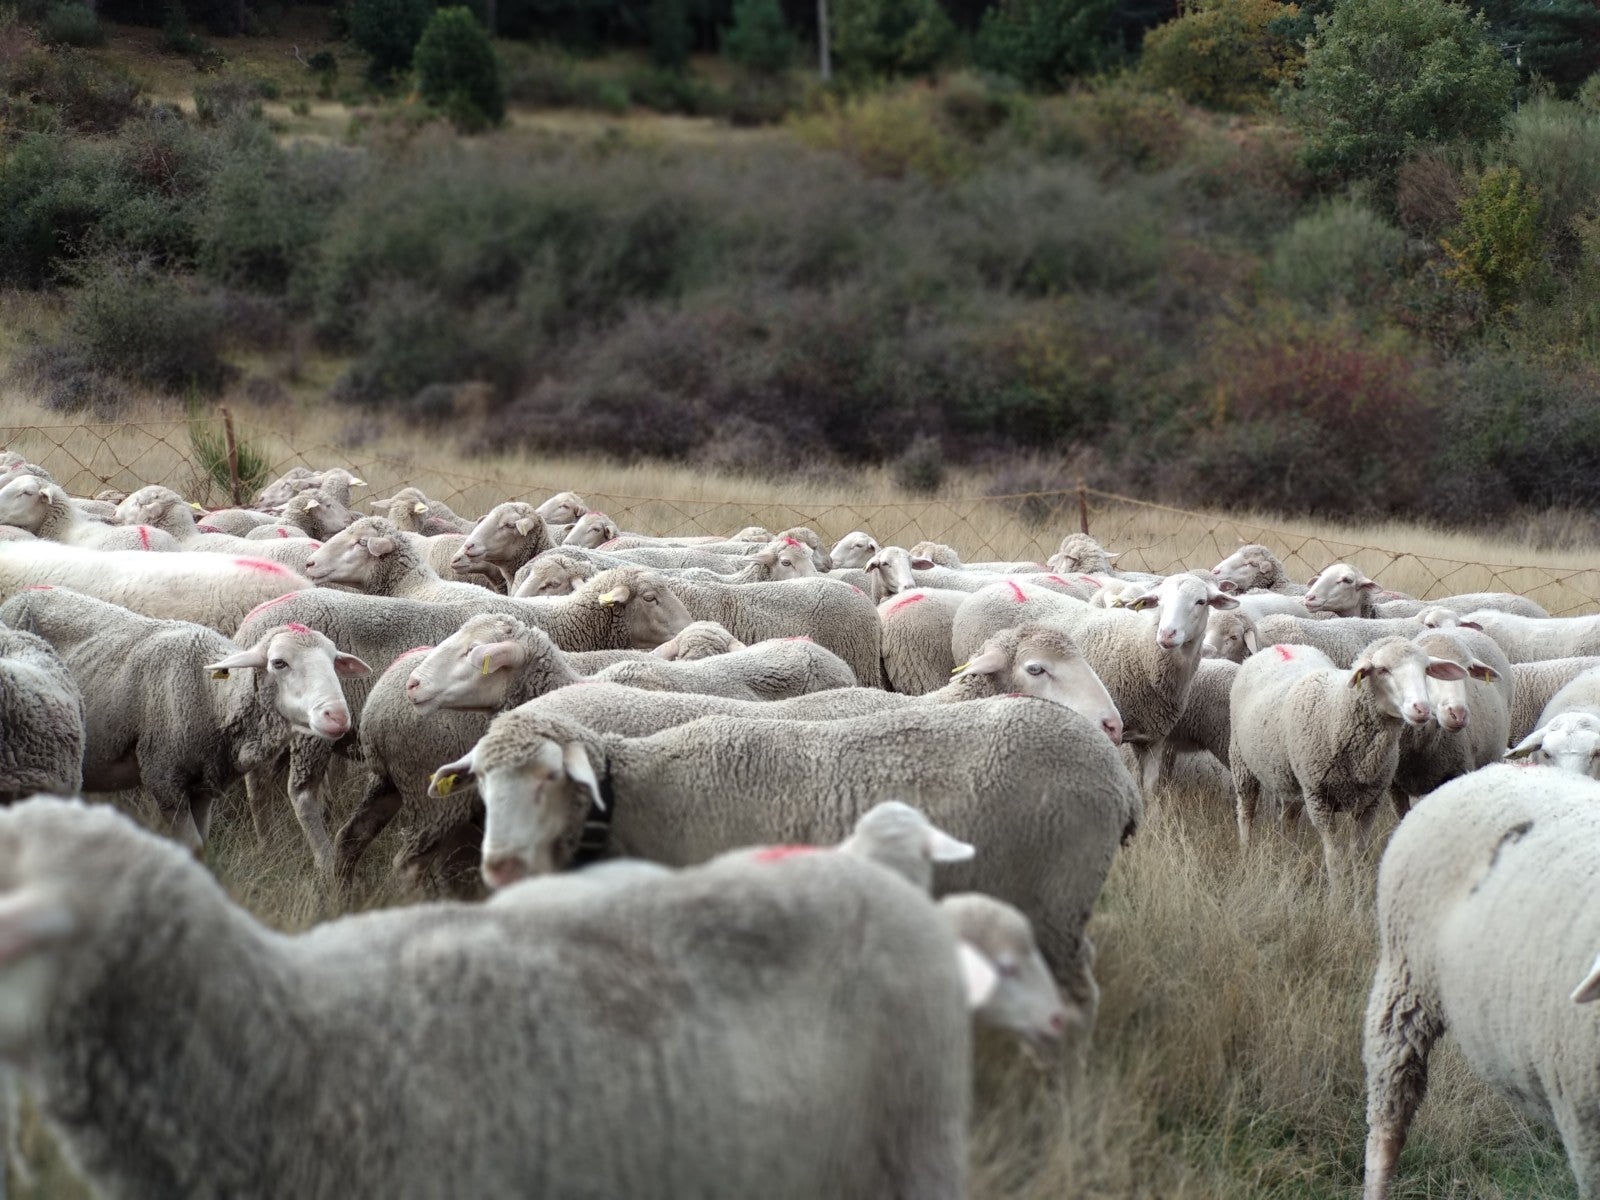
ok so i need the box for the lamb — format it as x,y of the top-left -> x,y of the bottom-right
428,695 -> 1142,1056
879,589 -> 969,694
534,490 -> 587,526
1211,543 -> 1309,595
1253,611 -> 1463,669
830,530 -> 882,569
1202,608 -> 1258,662
0,541 -> 311,633
592,637 -> 857,700
452,501 -> 555,589
1362,766 -> 1600,1200
1507,657 -> 1600,743
939,894 -> 1075,1055
0,587 -> 368,853
1388,628 -> 1513,815
835,800 -> 974,892
0,475 -> 178,553
0,797 -> 973,1200
114,484 -> 321,571
1228,637 -> 1467,891
1460,609 -> 1600,663
0,623 -> 84,802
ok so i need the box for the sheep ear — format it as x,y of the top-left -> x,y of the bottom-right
1105,551 -> 1122,564
334,653 -> 372,679
1207,591 -> 1239,610
304,498 -> 320,510
596,584 -> 631,608
1358,578 -> 1380,593
1506,730 -> 1544,760
514,517 -> 537,536
0,890 -> 75,967
910,556 -> 935,571
1216,579 -> 1239,594
563,742 -> 604,812
924,824 -> 975,864
956,943 -> 999,1010
1460,619 -> 1484,631
1046,554 -> 1066,571
1573,954 -> 1600,1003
204,647 -> 269,677
468,641 -> 526,675
428,756 -> 475,798
369,498 -> 392,509
1125,593 -> 1159,612
1467,660 -> 1498,683
652,639 -> 682,661
1425,658 -> 1469,682
363,535 -> 396,558
960,647 -> 1009,677
1349,663 -> 1373,688
753,546 -> 780,568
1243,629 -> 1259,654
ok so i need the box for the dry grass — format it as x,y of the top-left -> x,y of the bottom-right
0,388 -> 1593,1196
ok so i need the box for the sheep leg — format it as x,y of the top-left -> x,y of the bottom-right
1389,784 -> 1412,821
1553,1102 -> 1600,1200
333,772 -> 402,889
1306,798 -> 1344,897
139,758 -> 205,856
244,755 -> 287,845
288,743 -> 336,878
1057,937 -> 1098,1095
1361,959 -> 1441,1200
1232,763 -> 1262,848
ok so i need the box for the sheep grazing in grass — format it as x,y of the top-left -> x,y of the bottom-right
0,797 -> 974,1200
1,587 -> 369,854
1229,637 -> 1467,893
1363,765 -> 1600,1200
0,622 -> 84,802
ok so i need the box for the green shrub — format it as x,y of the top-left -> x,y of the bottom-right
722,0 -> 795,74
1502,99 -> 1600,247
39,3 -> 104,46
349,0 -> 433,82
1443,165 -> 1543,310
413,7 -> 504,128
1282,0 -> 1516,188
831,0 -> 956,79
65,262 -> 228,391
193,74 -> 273,121
1581,71 -> 1600,111
1140,0 -> 1301,111
1266,199 -> 1406,308
792,90 -> 970,181
646,0 -> 692,70
973,0 -> 1116,90
0,42 -> 144,132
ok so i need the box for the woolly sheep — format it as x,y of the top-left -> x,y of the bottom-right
0,623 -> 84,802
1507,657 -> 1600,744
592,637 -> 855,700
0,475 -> 177,553
1163,658 -> 1238,769
304,516 -> 493,603
452,501 -> 555,589
1047,533 -> 1114,575
563,511 -> 622,550
939,893 -> 1073,1055
1462,609 -> 1600,663
1211,544 -> 1309,596
513,549 -> 600,597
267,489 -> 358,541
1229,637 -> 1467,891
253,465 -> 365,509
0,798 -> 973,1200
533,490 -> 587,526
1202,608 -> 1258,662
368,487 -> 473,535
879,589 -> 967,695
1253,612 -> 1462,669
0,541 -> 311,633
831,530 -> 882,569
652,620 -> 746,660
1307,563 -> 1547,620
115,484 -> 321,571
1388,627 -> 1513,815
1363,766 -> 1600,1199
428,695 -> 1141,1054
1,588 -> 369,853
1506,664 -> 1600,776
193,507 -> 284,535
835,800 -> 974,892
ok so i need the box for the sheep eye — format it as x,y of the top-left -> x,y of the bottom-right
1024,663 -> 1045,676
998,960 -> 1020,979
269,658 -> 289,671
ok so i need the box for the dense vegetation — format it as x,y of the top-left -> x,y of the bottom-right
1,0 -> 1599,531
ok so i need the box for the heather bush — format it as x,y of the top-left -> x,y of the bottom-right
0,40 -> 144,131
1265,198 -> 1406,309
1394,148 -> 1464,233
792,89 -> 971,180
1140,0 -> 1301,112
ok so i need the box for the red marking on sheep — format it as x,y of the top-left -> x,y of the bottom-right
137,526 -> 150,550
234,558 -> 290,575
597,539 -> 620,551
782,537 -> 801,547
241,593 -> 296,623
1079,575 -> 1099,585
850,584 -> 863,594
23,584 -> 55,591
1274,645 -> 1294,661
1047,574 -> 1067,585
285,622 -> 312,635
1007,581 -> 1026,603
886,593 -> 926,616
381,645 -> 435,676
198,525 -> 222,534
277,528 -> 290,539
584,511 -> 604,518
751,845 -> 820,863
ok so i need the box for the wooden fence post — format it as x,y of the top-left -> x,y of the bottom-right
222,407 -> 243,507
1077,480 -> 1089,535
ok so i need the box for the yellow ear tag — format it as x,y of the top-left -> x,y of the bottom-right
210,669 -> 230,680
951,661 -> 970,675
434,773 -> 457,796
480,656 -> 491,676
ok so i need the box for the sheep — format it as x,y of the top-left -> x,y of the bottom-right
1507,657 -> 1600,743
1229,637 -> 1467,892
192,507 -> 284,535
1162,658 -> 1238,769
1203,608 -> 1259,662
0,797 -> 973,1200
1211,543 -> 1309,596
304,516 -> 493,604
0,587 -> 369,853
263,490 -> 358,541
1362,765 -> 1600,1200
879,589 -> 969,695
955,573 -> 1236,804
253,465 -> 365,509
427,695 -> 1141,1056
1307,563 -> 1548,620
652,620 -> 746,660
1388,628 -> 1513,816
591,637 -> 856,701
452,501 -> 555,589
835,800 -> 974,892
0,475 -> 178,553
1505,665 -> 1600,776
0,623 -> 84,802
831,530 -> 882,569
1461,609 -> 1600,663
533,490 -> 587,526
563,511 -> 622,550
1253,611 -> 1463,669
940,893 -> 1074,1056
114,485 -> 321,571
369,487 -> 474,535
1047,533 -> 1114,574
0,541 -> 311,633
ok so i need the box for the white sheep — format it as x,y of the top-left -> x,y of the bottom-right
0,475 -> 177,553
1202,608 -> 1258,662
1463,609 -> 1600,663
1388,627 -> 1513,815
1210,543 -> 1308,596
1508,657 -> 1600,743
1306,563 -> 1547,621
592,637 -> 857,700
830,530 -> 881,569
452,501 -> 555,589
878,588 -> 968,694
0,622 -> 84,802
1506,664 -> 1600,776
1229,637 -> 1467,892
1363,765 -> 1600,1200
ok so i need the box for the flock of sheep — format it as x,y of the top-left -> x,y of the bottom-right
1,450 -> 1600,1198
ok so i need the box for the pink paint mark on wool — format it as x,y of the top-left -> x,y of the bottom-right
1047,574 -> 1067,585
886,593 -> 926,616
241,593 -> 296,624
782,636 -> 813,643
234,558 -> 290,576
850,584 -> 863,594
137,526 -> 150,550
381,645 -> 434,676
584,511 -> 604,517
1007,581 -> 1026,603
782,537 -> 801,547
285,622 -> 312,635
198,525 -> 222,534
597,539 -> 620,551
751,845 -> 820,864
1274,645 -> 1294,661
23,584 -> 55,591
277,528 -> 290,539
1079,575 -> 1099,585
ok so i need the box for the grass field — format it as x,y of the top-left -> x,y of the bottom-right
2,382 -> 1594,1197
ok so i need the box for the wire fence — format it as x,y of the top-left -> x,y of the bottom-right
5,415 -> 1599,616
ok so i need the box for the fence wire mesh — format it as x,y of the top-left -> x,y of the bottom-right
6,416 -> 1598,616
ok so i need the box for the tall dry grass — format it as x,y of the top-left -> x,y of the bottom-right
0,388 -> 1591,1196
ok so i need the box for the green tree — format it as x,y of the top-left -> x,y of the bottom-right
973,0 -> 1116,87
350,0 -> 434,82
1473,0 -> 1600,95
414,6 -> 505,126
1443,165 -> 1543,309
831,0 -> 955,78
723,0 -> 796,72
1140,0 -> 1302,111
1282,0 -> 1516,186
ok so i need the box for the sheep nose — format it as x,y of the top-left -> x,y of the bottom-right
1047,1011 -> 1067,1037
315,706 -> 349,736
405,676 -> 420,692
1444,706 -> 1469,731
482,855 -> 528,890
1157,630 -> 1181,649
1406,701 -> 1431,725
1101,716 -> 1123,745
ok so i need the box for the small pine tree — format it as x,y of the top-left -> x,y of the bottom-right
723,0 -> 796,74
414,6 -> 506,128
831,0 -> 956,78
973,0 -> 1118,89
350,0 -> 434,83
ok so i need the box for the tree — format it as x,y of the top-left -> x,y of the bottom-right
973,0 -> 1118,89
1282,0 -> 1516,186
723,0 -> 796,72
1473,0 -> 1600,95
831,0 -> 955,77
1141,0 -> 1303,111
414,6 -> 505,127
350,0 -> 435,82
